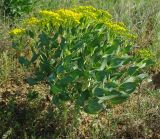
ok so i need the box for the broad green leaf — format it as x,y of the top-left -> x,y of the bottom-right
18,56 -> 29,67
98,90 -> 120,103
59,76 -> 73,86
12,42 -> 18,49
119,82 -> 137,94
26,77 -> 38,85
110,95 -> 129,104
105,45 -> 118,54
95,70 -> 107,81
54,48 -> 62,58
50,85 -> 61,95
95,23 -> 104,30
59,92 -> 70,101
52,95 -> 61,106
56,65 -> 64,74
39,32 -> 50,46
30,52 -> 39,64
110,57 -> 125,67
137,73 -> 148,80
48,73 -> 55,82
93,87 -> 105,97
76,90 -> 91,106
84,98 -> 103,114
27,30 -> 34,38
70,69 -> 82,80
127,66 -> 139,75
105,82 -> 118,91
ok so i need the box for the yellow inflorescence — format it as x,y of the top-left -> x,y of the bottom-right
56,9 -> 81,25
10,6 -> 134,38
73,6 -> 112,20
39,10 -> 62,26
9,28 -> 25,35
73,6 -> 97,19
23,17 -> 40,26
39,10 -> 60,18
138,49 -> 153,59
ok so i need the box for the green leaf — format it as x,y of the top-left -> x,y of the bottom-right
110,57 -> 125,67
123,45 -> 132,53
119,82 -> 137,94
100,58 -> 107,70
54,48 -> 61,58
52,95 -> 61,106
30,52 -> 39,64
27,91 -> 38,101
105,45 -> 118,54
105,82 -> 118,91
72,40 -> 84,51
59,92 -> 70,101
59,76 -> 73,86
60,37 -> 66,49
105,38 -> 121,54
127,66 -> 139,75
137,73 -> 148,80
58,25 -> 63,34
95,23 -> 104,30
110,95 -> 129,104
98,90 -> 120,103
84,98 -> 103,114
70,69 -> 82,80
51,33 -> 59,48
95,70 -> 107,81
50,85 -> 61,95
18,56 -> 29,67
56,65 -> 64,74
12,42 -> 18,49
26,77 -> 38,85
78,57 -> 85,69
93,87 -> 105,97
39,32 -> 50,46
76,90 -> 91,106
48,73 -> 55,82
27,30 -> 34,38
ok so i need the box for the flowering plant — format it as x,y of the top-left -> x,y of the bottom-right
10,6 -> 150,114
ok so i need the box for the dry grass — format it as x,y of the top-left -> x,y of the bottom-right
0,79 -> 160,138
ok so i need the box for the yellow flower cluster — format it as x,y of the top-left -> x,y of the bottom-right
9,6 -> 134,38
39,10 -> 62,26
39,10 -> 60,18
23,17 -> 40,26
73,6 -> 112,21
9,28 -> 25,35
105,22 -> 127,34
73,6 -> 97,19
56,9 -> 81,25
137,49 -> 153,59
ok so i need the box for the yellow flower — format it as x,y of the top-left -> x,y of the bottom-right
23,17 -> 40,25
9,28 -> 25,35
97,9 -> 112,20
56,9 -> 81,24
39,10 -> 62,26
104,21 -> 135,38
73,6 -> 97,19
10,6 -> 134,39
138,49 -> 153,59
39,10 -> 60,18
